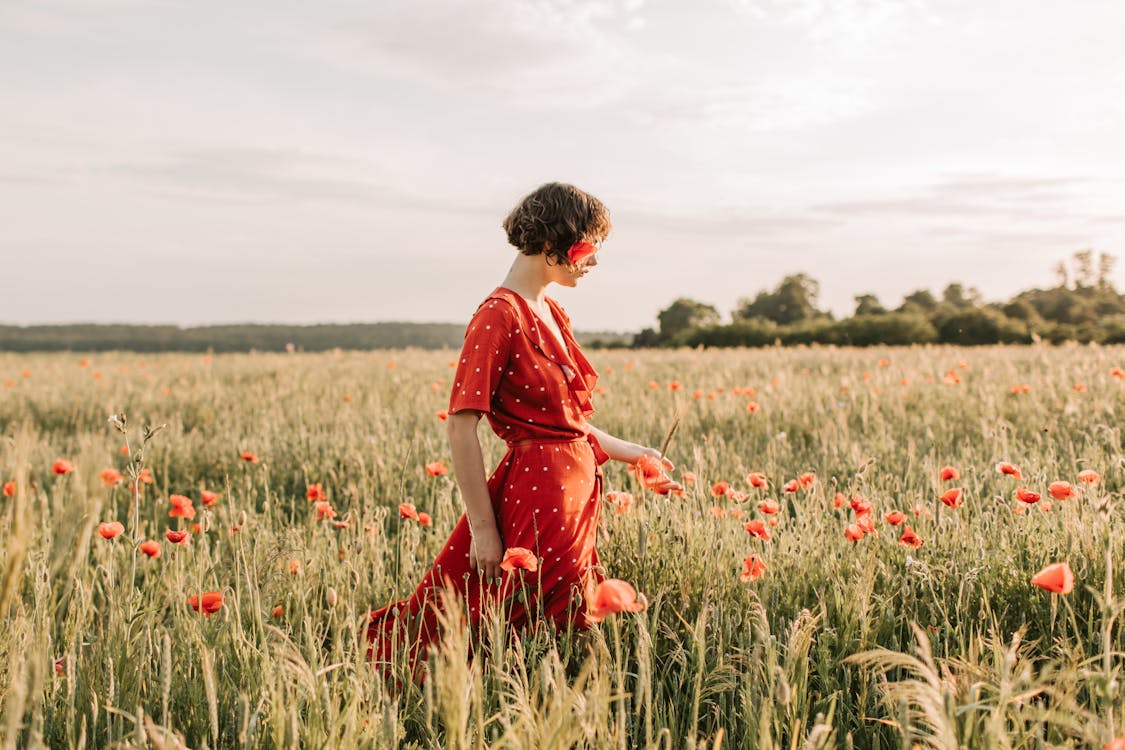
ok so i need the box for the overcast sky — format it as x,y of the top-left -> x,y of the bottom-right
2,0 -> 1124,332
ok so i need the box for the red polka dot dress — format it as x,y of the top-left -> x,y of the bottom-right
366,287 -> 610,678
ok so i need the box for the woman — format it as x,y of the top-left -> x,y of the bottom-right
366,182 -> 678,684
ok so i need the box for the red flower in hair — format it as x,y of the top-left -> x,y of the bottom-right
567,241 -> 598,265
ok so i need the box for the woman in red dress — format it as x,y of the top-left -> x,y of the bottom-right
366,183 -> 679,683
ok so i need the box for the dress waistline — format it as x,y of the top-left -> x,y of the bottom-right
505,433 -> 610,466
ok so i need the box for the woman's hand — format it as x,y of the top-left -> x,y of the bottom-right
631,448 -> 683,495
468,525 -> 504,582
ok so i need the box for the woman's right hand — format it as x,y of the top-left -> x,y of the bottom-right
468,525 -> 504,582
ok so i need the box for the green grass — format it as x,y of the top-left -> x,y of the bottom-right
0,346 -> 1122,748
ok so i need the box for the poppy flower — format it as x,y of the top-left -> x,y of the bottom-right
728,489 -> 747,503
692,389 -> 704,399
995,462 -> 1022,479
289,560 -> 302,575
633,455 -> 678,494
856,514 -> 876,535
745,401 -> 760,414
1073,382 -> 1087,392
567,241 -> 598,265
132,467 -> 154,487
884,510 -> 906,525
1078,469 -> 1100,485
939,466 -> 959,481
2,481 -> 15,497
165,529 -> 190,545
139,540 -> 161,558
832,492 -> 846,509
1010,384 -> 1032,394
99,468 -> 123,487
306,483 -> 327,502
240,451 -> 260,463
54,657 -> 65,676
425,461 -> 449,477
727,508 -> 745,520
844,524 -> 865,542
500,546 -> 538,573
187,591 -> 224,616
98,521 -> 124,539
192,523 -> 202,534
271,605 -> 284,617
797,472 -> 816,489
681,471 -> 696,485
437,410 -> 449,421
1015,488 -> 1041,504
201,490 -> 220,506
648,381 -> 659,390
740,554 -> 767,582
747,472 -> 768,489
1031,562 -> 1074,594
758,498 -> 780,515
399,503 -> 418,520
744,519 -> 771,541
1111,367 -> 1125,380
1048,481 -> 1076,500
169,494 -> 196,519
940,488 -> 964,508
586,579 -> 646,623
709,505 -> 724,519
668,381 -> 682,391
782,480 -> 799,493
314,501 -> 336,520
711,481 -> 730,497
52,459 -> 75,475
850,495 -> 872,516
899,526 -> 924,548
417,512 -> 432,527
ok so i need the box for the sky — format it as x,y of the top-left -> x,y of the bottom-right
2,0 -> 1124,333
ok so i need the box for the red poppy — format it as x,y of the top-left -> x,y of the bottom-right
192,523 -> 202,534
850,495 -> 872,516
437,410 -> 449,421
271,605 -> 284,617
586,579 -> 646,623
995,462 -> 1022,479
52,459 -> 75,475
742,472 -> 766,490
139,540 -> 161,558
417,512 -> 432,527
289,560 -> 301,575
744,519 -> 771,541
1111,367 -> 1125,380
884,510 -> 906,525
711,481 -> 730,497
2,481 -> 15,497
169,494 -> 196,519
939,466 -> 959,481
1010,384 -> 1032,394
728,489 -> 746,503
399,503 -> 418,520
1031,562 -> 1074,594
740,554 -> 766,582
99,468 -> 124,487
1073,382 -> 1087,393
745,401 -> 760,414
633,455 -> 678,494
940,488 -> 964,508
314,500 -> 336,520
201,490 -> 219,506
240,451 -> 260,463
1048,481 -> 1076,500
797,472 -> 816,489
856,514 -> 876,535
832,492 -> 846,509
306,483 -> 327,502
187,591 -> 224,616
166,529 -> 190,544
782,480 -> 800,493
98,521 -> 124,539
425,461 -> 449,477
899,525 -> 924,548
1078,469 -> 1100,485
567,241 -> 598,265
500,546 -> 538,573
1015,488 -> 1041,504
668,381 -> 682,391
844,524 -> 864,542
758,498 -> 780,515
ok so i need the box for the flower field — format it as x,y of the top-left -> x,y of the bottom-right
1,346 -> 1123,749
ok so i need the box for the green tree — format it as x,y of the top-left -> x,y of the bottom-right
657,298 -> 721,343
853,293 -> 886,316
733,273 -> 827,325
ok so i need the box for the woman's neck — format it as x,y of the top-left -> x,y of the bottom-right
500,253 -> 551,306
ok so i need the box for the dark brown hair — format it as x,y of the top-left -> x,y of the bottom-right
502,182 -> 611,265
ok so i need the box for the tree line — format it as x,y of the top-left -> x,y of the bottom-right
631,251 -> 1125,348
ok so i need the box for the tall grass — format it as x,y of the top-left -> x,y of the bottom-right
0,346 -> 1122,748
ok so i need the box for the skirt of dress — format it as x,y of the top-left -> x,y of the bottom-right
366,436 -> 606,683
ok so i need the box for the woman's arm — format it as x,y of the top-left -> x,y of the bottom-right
447,411 -> 504,581
585,423 -> 654,464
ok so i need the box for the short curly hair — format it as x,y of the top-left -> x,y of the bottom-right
502,182 -> 611,265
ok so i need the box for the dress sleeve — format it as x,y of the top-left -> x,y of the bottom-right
448,298 -> 516,415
